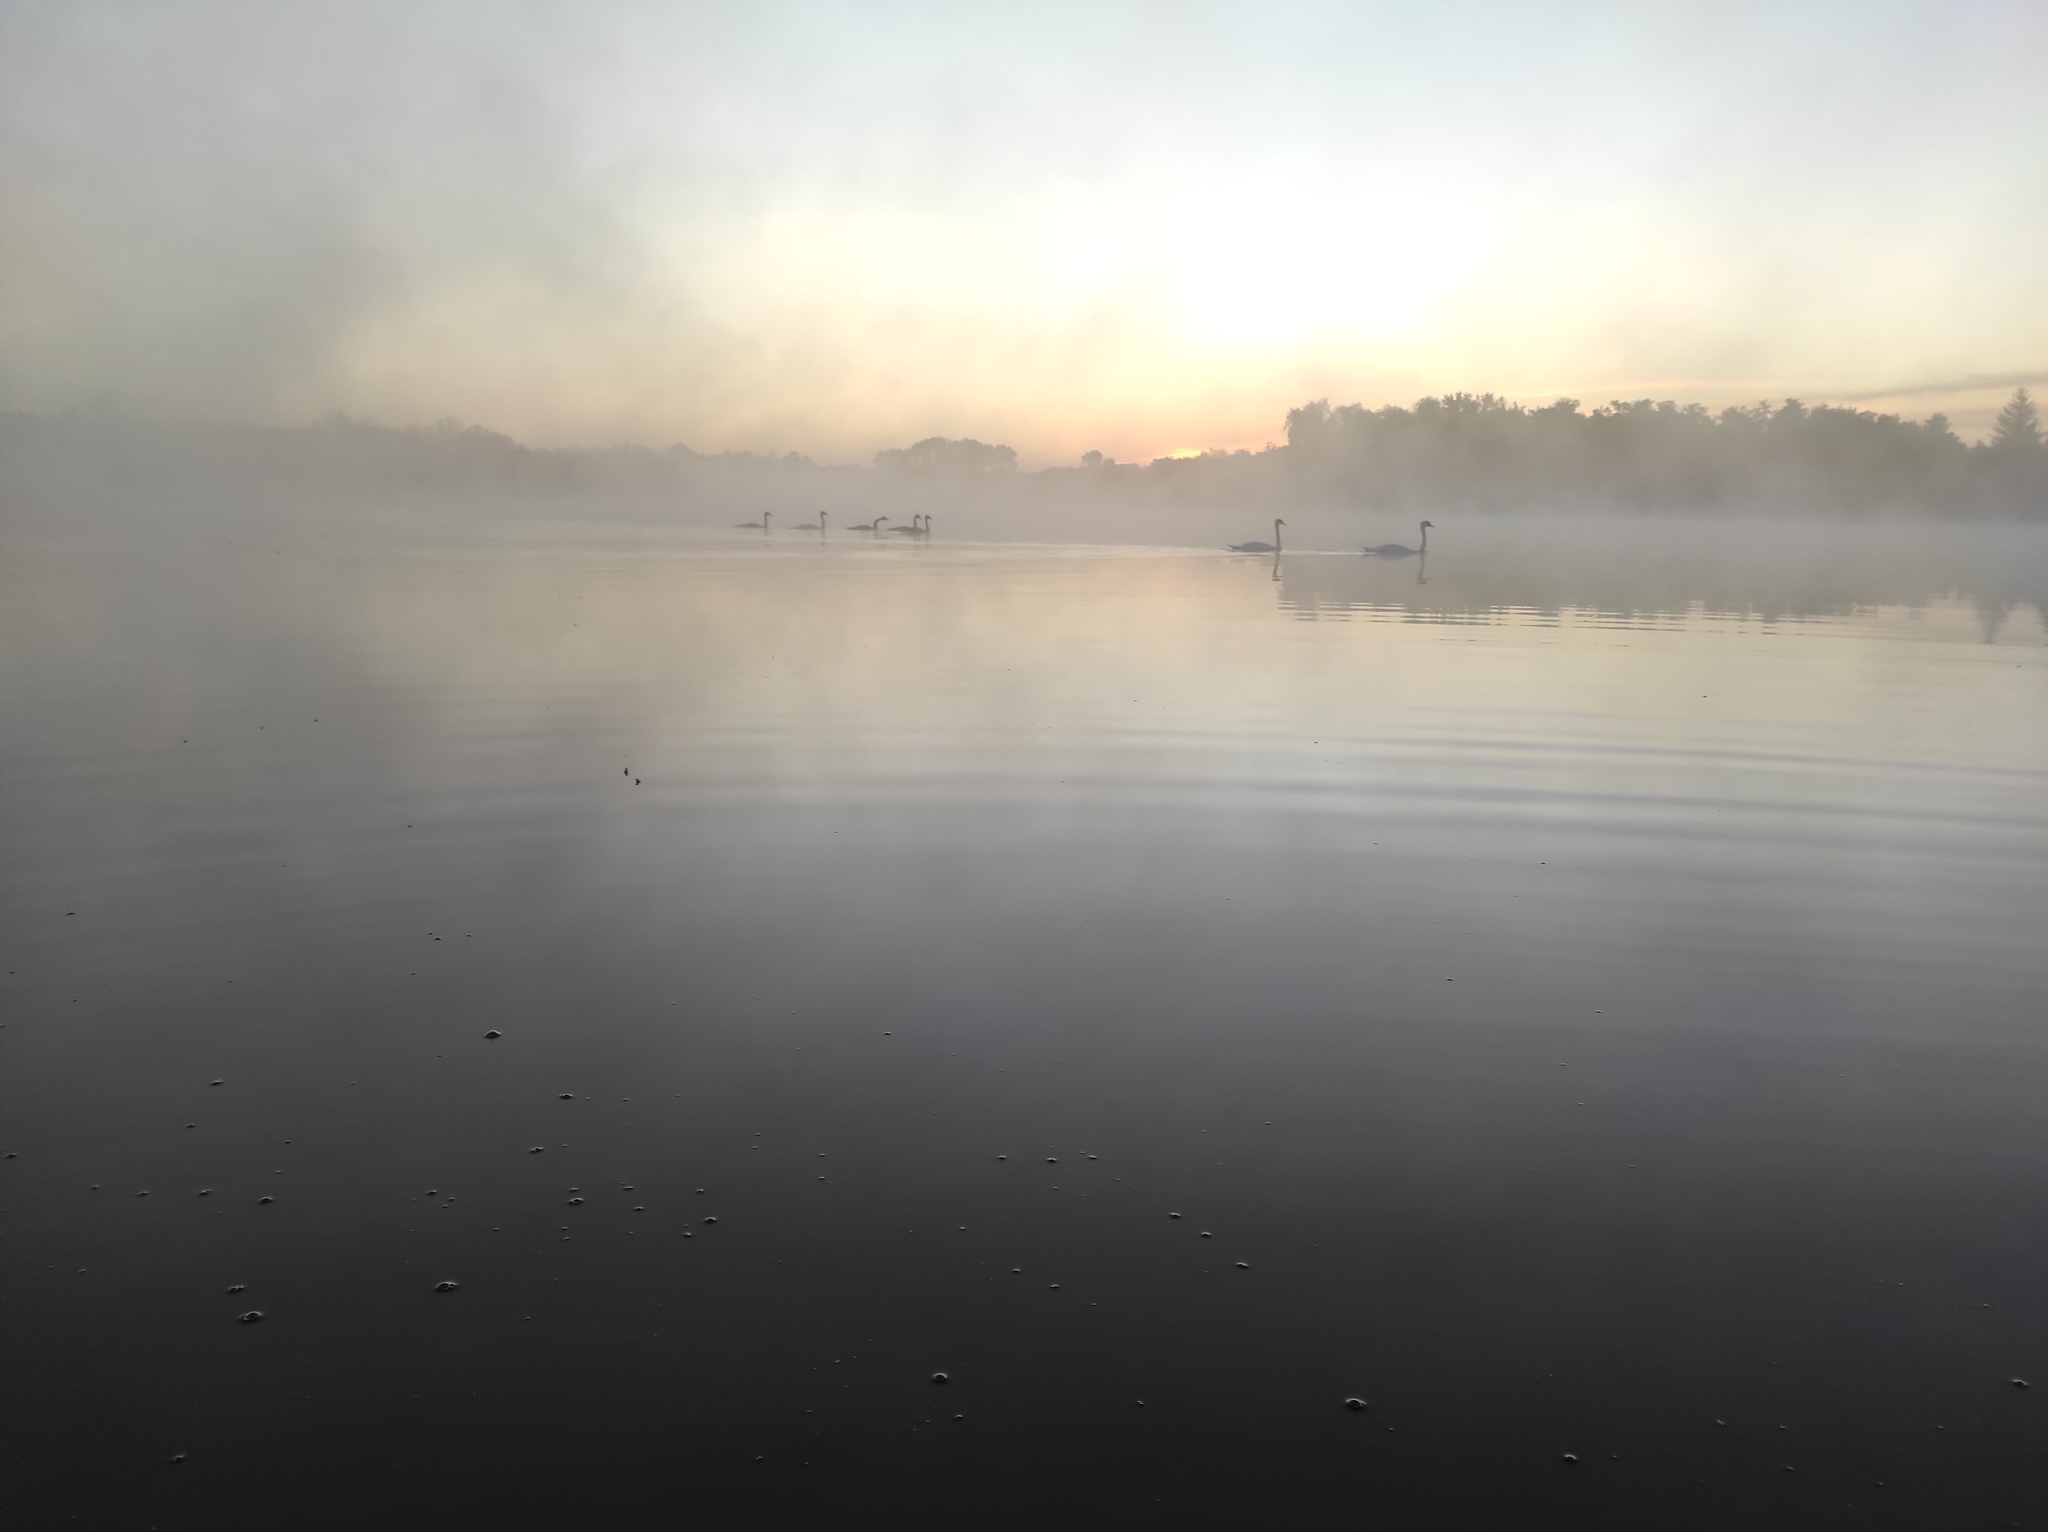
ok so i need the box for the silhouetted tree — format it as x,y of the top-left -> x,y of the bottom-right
1282,390 -> 1981,513
1991,388 -> 2041,453
875,437 -> 1017,474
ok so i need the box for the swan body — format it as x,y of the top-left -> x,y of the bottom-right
1229,518 -> 1285,554
735,511 -> 772,531
797,512 -> 827,532
848,515 -> 886,533
1365,520 -> 1431,558
889,514 -> 926,536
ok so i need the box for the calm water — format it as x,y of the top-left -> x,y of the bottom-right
5,511 -> 2047,1529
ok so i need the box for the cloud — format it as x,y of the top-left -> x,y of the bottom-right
1839,371 -> 2048,403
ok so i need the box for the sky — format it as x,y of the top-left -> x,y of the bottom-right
2,0 -> 2043,465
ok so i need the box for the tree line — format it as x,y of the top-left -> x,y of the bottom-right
2,390 -> 2041,517
1274,389 -> 2044,516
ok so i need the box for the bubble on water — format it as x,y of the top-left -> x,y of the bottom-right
1560,1453 -> 1577,1464
568,1197 -> 584,1205
225,1284 -> 246,1294
1167,1213 -> 1181,1220
197,1189 -> 212,1197
238,1310 -> 264,1324
257,1196 -> 274,1204
1235,1262 -> 1249,1269
1045,1158 -> 1057,1165
558,1094 -> 574,1101
1199,1232 -> 1212,1239
529,1147 -> 544,1154
169,1452 -> 187,1465
426,1190 -> 439,1197
930,1372 -> 949,1384
703,1217 -> 717,1224
1344,1398 -> 1368,1412
435,1280 -> 459,1293
485,1031 -> 501,1039
2013,1378 -> 2030,1389
210,1080 -> 224,1087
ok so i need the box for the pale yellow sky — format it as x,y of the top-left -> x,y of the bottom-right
3,1 -> 2042,463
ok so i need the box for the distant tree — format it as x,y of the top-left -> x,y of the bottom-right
875,437 -> 1018,474
1080,450 -> 1103,467
1990,388 -> 2042,452
1283,399 -> 1334,451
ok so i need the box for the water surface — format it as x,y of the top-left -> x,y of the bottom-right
5,513 -> 2046,1529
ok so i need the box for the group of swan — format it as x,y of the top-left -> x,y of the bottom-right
745,510 -> 1428,555
1227,518 -> 1434,558
733,512 -> 933,537
848,514 -> 930,536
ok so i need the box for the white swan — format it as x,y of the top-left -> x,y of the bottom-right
1365,520 -> 1431,558
1229,518 -> 1284,554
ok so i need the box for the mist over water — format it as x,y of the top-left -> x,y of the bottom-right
4,494 -> 2045,1529
9,1 -> 2048,1521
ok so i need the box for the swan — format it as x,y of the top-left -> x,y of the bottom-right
888,514 -> 925,536
1228,518 -> 1284,554
796,512 -> 827,533
849,515 -> 887,533
735,511 -> 772,531
1365,520 -> 1431,558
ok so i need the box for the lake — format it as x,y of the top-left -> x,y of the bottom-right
4,508 -> 2046,1529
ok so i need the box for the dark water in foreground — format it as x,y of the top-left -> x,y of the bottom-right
4,514 -> 2047,1530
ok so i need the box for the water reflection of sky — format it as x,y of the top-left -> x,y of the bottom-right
5,515 -> 2048,1530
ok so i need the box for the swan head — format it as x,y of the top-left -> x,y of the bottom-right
1420,520 -> 1434,528
1275,518 -> 1286,527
